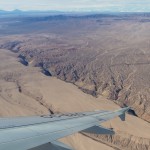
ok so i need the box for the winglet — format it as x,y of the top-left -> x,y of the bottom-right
119,113 -> 125,121
119,107 -> 130,121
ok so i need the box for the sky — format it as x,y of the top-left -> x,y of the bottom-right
0,0 -> 150,12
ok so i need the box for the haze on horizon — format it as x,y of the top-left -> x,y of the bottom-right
0,0 -> 150,12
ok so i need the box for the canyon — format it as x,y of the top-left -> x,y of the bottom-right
0,13 -> 150,149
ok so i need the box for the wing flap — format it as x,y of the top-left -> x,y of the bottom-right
29,141 -> 73,150
51,141 -> 73,150
82,125 -> 115,135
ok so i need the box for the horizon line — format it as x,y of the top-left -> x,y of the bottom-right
1,9 -> 150,13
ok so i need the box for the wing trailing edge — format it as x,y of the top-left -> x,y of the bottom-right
51,141 -> 73,150
82,125 -> 115,135
30,141 -> 73,150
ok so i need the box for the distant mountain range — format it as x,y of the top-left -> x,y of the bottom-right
0,9 -> 64,14
1,9 -> 150,18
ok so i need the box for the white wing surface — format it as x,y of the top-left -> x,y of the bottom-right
0,107 -> 130,150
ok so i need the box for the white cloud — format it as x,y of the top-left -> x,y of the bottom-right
0,0 -> 150,12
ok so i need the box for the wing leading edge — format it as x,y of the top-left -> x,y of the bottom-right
0,107 -> 130,150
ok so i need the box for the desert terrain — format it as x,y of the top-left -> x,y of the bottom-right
0,13 -> 150,122
0,49 -> 150,150
0,13 -> 150,150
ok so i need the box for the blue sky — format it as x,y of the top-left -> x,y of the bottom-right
0,0 -> 150,12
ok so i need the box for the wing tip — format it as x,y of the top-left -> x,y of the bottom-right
119,106 -> 131,121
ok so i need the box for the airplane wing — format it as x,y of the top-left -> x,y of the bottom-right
0,107 -> 130,150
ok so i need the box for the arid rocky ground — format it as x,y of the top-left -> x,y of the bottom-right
0,49 -> 150,150
0,13 -> 150,122
0,13 -> 150,150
